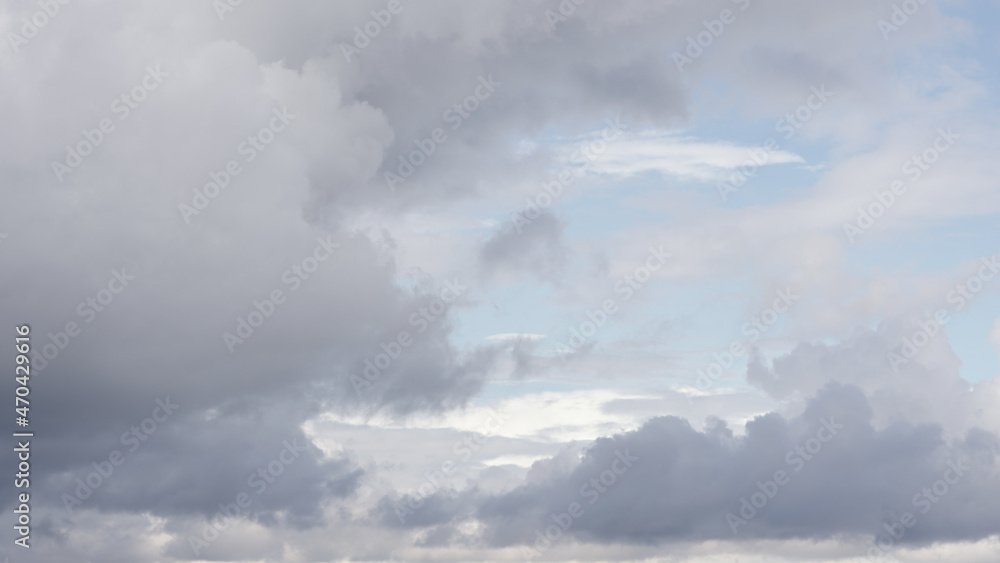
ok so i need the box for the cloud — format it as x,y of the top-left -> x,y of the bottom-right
0,0 -> 996,561
431,383 -> 1000,549
589,132 -> 805,182
479,210 -> 570,284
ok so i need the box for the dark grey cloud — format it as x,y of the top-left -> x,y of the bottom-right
396,383 -> 999,550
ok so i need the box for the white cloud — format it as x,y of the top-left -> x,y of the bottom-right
587,131 -> 804,182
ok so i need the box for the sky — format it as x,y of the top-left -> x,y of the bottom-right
1,0 -> 999,562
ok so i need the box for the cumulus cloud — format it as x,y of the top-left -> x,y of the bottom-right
386,383 -> 998,551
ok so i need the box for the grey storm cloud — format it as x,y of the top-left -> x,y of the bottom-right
400,382 -> 999,549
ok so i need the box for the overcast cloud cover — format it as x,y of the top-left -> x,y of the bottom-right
1,0 -> 999,561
